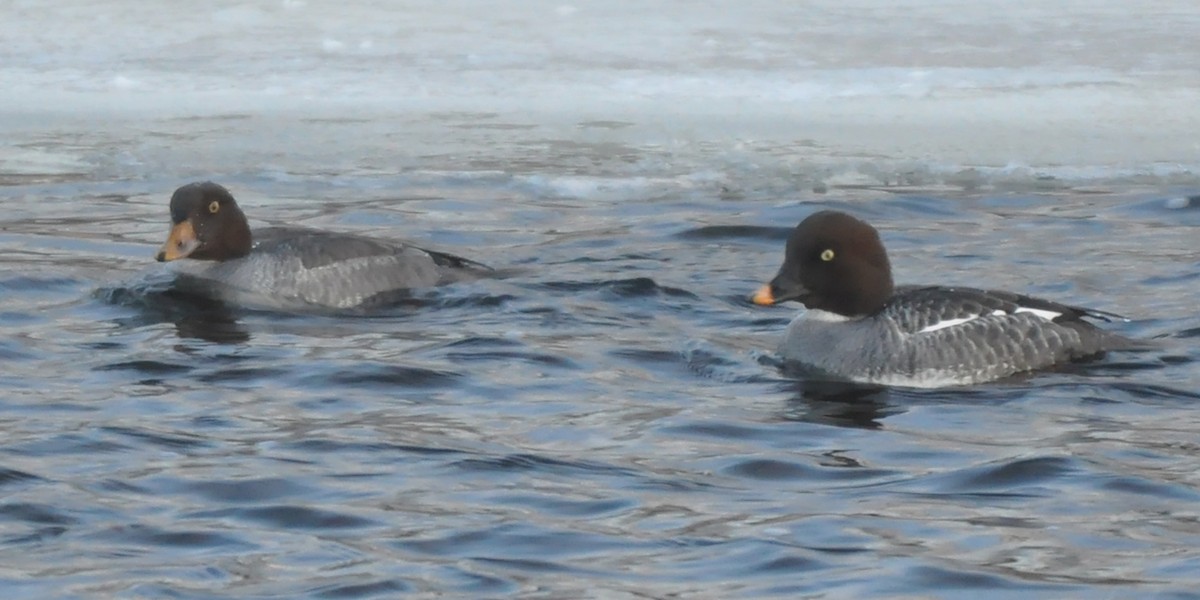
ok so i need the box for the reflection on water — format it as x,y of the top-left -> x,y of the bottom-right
778,378 -> 900,429
98,278 -> 251,344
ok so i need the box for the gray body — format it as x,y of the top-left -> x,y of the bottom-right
173,226 -> 490,310
779,285 -> 1137,387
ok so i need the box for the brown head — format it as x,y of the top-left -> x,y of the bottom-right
752,210 -> 894,317
156,182 -> 252,262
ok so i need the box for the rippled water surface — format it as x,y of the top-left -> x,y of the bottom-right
5,1 -> 1200,598
3,172 -> 1198,599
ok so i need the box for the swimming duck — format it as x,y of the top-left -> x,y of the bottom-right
155,181 -> 492,309
752,210 -> 1142,387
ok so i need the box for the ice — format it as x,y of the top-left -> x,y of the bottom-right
0,147 -> 91,177
2,0 -> 1198,188
321,38 -> 346,53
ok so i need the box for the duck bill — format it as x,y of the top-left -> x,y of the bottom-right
752,272 -> 808,306
156,220 -> 200,262
752,284 -> 778,306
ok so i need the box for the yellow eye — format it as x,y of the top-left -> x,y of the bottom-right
208,200 -> 220,214
820,249 -> 835,261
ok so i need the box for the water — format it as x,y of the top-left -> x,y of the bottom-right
3,1 -> 1200,598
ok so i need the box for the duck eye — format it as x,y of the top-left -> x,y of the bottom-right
820,249 -> 835,262
208,200 -> 220,214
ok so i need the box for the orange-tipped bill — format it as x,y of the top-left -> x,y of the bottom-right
752,284 -> 776,306
156,220 -> 200,262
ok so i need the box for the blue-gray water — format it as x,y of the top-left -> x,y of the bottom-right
2,171 -> 1198,598
5,1 -> 1200,597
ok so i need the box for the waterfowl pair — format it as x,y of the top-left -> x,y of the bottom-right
153,184 -> 1141,386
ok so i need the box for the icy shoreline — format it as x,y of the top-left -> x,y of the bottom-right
3,1 -> 1198,186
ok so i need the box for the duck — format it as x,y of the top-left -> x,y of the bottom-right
752,210 -> 1143,387
155,181 -> 492,309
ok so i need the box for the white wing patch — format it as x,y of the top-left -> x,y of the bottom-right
917,309 -> 1007,334
1013,307 -> 1062,321
918,316 -> 977,334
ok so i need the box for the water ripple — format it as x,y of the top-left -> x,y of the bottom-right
189,506 -> 380,530
310,579 -> 411,598
0,467 -> 42,487
930,456 -> 1077,495
722,456 -> 896,483
91,523 -> 250,549
302,363 -> 463,389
